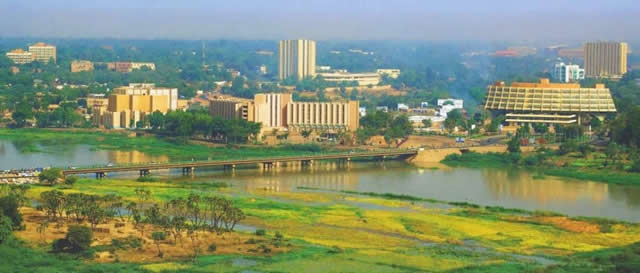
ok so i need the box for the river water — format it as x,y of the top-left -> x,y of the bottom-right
1,139 -> 639,222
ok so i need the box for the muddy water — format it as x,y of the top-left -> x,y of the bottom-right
2,138 -> 639,222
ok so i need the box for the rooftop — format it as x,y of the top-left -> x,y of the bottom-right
7,49 -> 29,54
492,78 -> 604,89
30,42 -> 55,47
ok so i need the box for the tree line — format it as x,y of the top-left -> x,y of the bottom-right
142,110 -> 261,144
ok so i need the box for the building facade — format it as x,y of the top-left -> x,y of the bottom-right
28,42 -> 56,63
483,79 -> 616,127
209,93 -> 359,134
318,72 -> 380,86
279,40 -> 316,80
584,42 -> 628,79
95,84 -> 179,129
552,63 -> 585,83
71,60 -> 94,72
6,49 -> 32,64
376,69 -> 401,79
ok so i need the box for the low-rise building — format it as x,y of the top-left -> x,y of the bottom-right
318,72 -> 380,86
376,69 -> 401,79
71,60 -> 94,72
6,49 -> 32,64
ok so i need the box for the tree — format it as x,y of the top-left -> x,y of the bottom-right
53,225 -> 92,253
507,136 -> 521,154
64,176 -> 78,186
152,231 -> 166,257
38,168 -> 62,185
0,196 -> 22,229
0,214 -> 12,244
422,119 -> 432,128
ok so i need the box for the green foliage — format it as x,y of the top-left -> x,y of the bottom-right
53,225 -> 92,253
358,111 -> 413,142
0,195 -> 22,229
255,229 -> 266,236
63,176 -> 78,186
507,136 -> 521,154
0,214 -> 12,244
111,236 -> 142,250
610,106 -> 640,147
38,168 -> 62,185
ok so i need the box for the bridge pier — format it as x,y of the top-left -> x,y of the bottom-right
223,164 -> 236,170
263,162 -> 274,169
301,160 -> 314,167
375,155 -> 387,162
182,167 -> 195,175
139,169 -> 150,177
95,172 -> 106,179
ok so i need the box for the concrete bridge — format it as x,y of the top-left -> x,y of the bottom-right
62,150 -> 420,178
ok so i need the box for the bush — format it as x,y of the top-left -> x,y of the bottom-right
39,168 -> 62,185
111,236 -> 142,250
255,229 -> 266,236
630,159 -> 640,173
136,176 -> 157,182
53,225 -> 92,253
0,196 -> 22,229
275,231 -> 283,240
64,176 -> 78,186
208,243 -> 217,252
0,214 -> 13,244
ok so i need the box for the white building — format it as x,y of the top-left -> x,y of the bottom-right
359,107 -> 367,117
553,62 -> 585,83
437,99 -> 464,118
376,69 -> 401,79
397,103 -> 409,111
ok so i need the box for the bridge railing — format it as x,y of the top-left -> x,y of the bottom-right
59,148 -> 420,171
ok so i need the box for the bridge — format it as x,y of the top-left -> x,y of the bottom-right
62,150 -> 420,178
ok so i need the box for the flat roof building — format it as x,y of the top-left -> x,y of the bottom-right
279,40 -> 316,80
584,42 -> 628,79
28,42 -> 56,63
484,78 -> 616,126
318,72 -> 380,86
71,60 -> 94,72
6,49 -> 32,64
553,63 -> 585,83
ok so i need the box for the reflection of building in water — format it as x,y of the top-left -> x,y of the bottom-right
107,150 -> 168,164
482,169 -> 607,204
245,162 -> 359,192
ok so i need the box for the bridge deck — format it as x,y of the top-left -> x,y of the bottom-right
62,150 -> 418,175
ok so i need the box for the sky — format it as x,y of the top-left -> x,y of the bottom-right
0,0 -> 638,41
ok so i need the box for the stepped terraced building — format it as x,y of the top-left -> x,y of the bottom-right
483,79 -> 616,127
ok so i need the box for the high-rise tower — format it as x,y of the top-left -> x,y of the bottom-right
278,40 -> 316,81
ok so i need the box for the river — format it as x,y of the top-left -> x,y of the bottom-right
1,139 -> 639,222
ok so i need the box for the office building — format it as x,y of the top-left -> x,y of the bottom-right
584,42 -> 628,79
209,93 -> 359,133
483,78 -> 616,126
71,60 -> 94,72
6,49 -> 32,64
318,72 -> 380,86
376,69 -> 401,79
553,63 -> 585,83
95,84 -> 179,129
279,40 -> 316,80
28,42 -> 56,63
106,62 -> 155,73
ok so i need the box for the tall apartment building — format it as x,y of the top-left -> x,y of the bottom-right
483,79 -> 616,127
209,93 -> 359,133
71,60 -> 94,72
28,42 -> 56,63
552,63 -> 585,83
5,49 -> 32,64
584,42 -> 628,79
279,40 -> 316,80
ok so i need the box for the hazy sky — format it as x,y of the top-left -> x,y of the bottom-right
1,0 -> 638,41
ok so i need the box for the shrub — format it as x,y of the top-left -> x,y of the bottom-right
255,229 -> 266,236
275,231 -> 283,240
630,159 -> 640,173
0,214 -> 12,244
136,176 -> 157,182
0,195 -> 22,229
64,176 -> 78,186
111,236 -> 142,250
39,168 -> 62,185
53,225 -> 92,253
208,243 -> 217,252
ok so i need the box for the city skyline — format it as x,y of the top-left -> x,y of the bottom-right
1,0 -> 639,41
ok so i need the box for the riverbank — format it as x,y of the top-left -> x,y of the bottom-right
5,176 -> 640,272
0,128 -> 344,164
441,151 -> 640,186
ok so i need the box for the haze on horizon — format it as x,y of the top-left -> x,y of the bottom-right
1,0 -> 638,42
